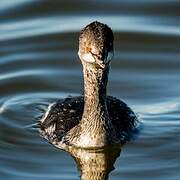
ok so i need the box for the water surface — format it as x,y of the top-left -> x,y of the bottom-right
0,0 -> 180,179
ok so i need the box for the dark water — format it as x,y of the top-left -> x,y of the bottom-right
1,0 -> 180,179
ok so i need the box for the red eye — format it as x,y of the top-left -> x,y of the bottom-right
85,47 -> 92,53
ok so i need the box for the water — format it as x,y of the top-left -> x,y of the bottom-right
0,0 -> 180,179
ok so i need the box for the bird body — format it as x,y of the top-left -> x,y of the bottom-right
40,21 -> 137,149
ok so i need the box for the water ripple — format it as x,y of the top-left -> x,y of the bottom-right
0,1 -> 180,179
1,15 -> 180,41
0,0 -> 35,11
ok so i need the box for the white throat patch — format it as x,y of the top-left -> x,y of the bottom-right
78,51 -> 95,63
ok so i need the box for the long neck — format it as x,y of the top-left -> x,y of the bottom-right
82,62 -> 109,121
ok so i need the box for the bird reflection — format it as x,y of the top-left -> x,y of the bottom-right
65,145 -> 121,180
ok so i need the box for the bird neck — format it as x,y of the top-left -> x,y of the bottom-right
82,62 -> 109,121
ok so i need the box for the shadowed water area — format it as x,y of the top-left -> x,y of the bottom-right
1,0 -> 180,179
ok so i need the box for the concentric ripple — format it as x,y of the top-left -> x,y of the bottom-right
0,0 -> 180,179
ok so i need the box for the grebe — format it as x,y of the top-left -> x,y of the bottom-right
40,21 -> 137,148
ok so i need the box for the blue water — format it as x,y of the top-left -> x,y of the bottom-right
0,0 -> 180,179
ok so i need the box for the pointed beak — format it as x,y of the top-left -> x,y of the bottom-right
89,52 -> 105,68
90,50 -> 113,68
